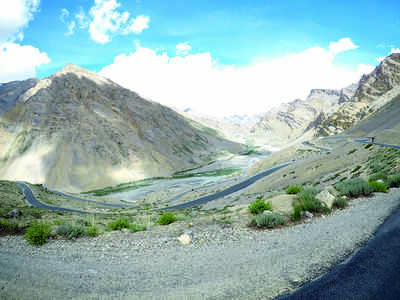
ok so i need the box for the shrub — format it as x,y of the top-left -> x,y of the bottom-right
107,218 -> 131,231
56,223 -> 85,239
86,225 -> 99,237
248,197 -> 273,214
157,212 -> 177,225
25,221 -> 52,245
351,165 -> 362,174
333,197 -> 347,210
250,213 -> 287,228
335,178 -> 373,197
129,223 -> 147,233
0,220 -> 23,235
368,181 -> 387,193
298,187 -> 329,213
387,174 -> 400,188
286,185 -> 302,194
368,172 -> 388,183
291,203 -> 303,221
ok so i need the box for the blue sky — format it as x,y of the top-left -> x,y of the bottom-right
1,0 -> 400,115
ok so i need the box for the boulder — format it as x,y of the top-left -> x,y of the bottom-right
177,233 -> 192,245
7,209 -> 22,218
316,190 -> 335,208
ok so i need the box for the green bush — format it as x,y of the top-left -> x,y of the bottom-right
248,197 -> 273,214
297,187 -> 329,213
86,225 -> 99,237
286,185 -> 302,194
368,172 -> 388,183
157,212 -> 177,225
291,203 -> 303,221
129,223 -> 147,233
368,181 -> 387,193
351,165 -> 362,173
333,197 -> 347,209
56,223 -> 85,239
387,174 -> 400,188
25,221 -> 52,245
335,178 -> 373,197
0,220 -> 23,235
107,218 -> 131,231
250,213 -> 287,228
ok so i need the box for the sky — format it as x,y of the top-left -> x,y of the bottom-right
1,0 -> 400,117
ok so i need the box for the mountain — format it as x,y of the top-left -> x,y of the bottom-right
315,53 -> 400,136
250,85 -> 357,146
0,64 -> 244,192
0,78 -> 39,114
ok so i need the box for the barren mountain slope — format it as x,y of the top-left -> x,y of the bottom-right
316,53 -> 400,136
0,64 -> 244,192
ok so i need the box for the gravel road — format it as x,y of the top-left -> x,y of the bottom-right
1,189 -> 399,299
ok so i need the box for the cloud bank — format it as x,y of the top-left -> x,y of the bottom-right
100,38 -> 374,117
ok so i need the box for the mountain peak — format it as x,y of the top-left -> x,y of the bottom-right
53,63 -> 113,86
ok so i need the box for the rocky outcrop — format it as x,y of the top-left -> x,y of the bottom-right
0,78 -> 39,114
0,64 -> 244,192
315,53 -> 400,136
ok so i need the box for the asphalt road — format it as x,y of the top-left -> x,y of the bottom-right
16,182 -> 87,214
276,204 -> 400,300
164,162 -> 291,210
354,138 -> 400,150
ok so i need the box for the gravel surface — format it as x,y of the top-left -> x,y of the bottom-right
1,189 -> 400,299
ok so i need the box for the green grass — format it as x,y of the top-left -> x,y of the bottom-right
332,197 -> 348,210
248,196 -> 273,214
25,221 -> 52,245
368,172 -> 388,183
86,225 -> 100,237
172,168 -> 240,179
387,174 -> 400,188
368,148 -> 400,175
157,212 -> 177,225
368,181 -> 388,193
351,165 -> 362,174
107,218 -> 131,231
347,149 -> 358,155
291,203 -> 303,221
286,185 -> 302,194
335,178 -> 373,197
129,223 -> 146,233
364,144 -> 373,149
0,219 -> 24,235
56,223 -> 85,239
291,187 -> 330,219
250,213 -> 287,228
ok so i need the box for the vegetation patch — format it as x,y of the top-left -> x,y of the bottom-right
387,174 -> 400,188
351,165 -> 362,174
25,221 -> 52,245
86,225 -> 100,237
248,196 -> 273,214
295,187 -> 330,214
335,178 -> 373,197
368,181 -> 387,193
157,212 -> 177,225
332,197 -> 348,210
107,218 -> 131,231
0,219 -> 24,235
250,213 -> 287,228
286,185 -> 302,194
364,144 -> 373,149
368,148 -> 400,175
56,223 -> 85,239
347,149 -> 358,155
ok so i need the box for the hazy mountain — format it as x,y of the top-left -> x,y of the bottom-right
0,64 -> 244,192
0,78 -> 39,114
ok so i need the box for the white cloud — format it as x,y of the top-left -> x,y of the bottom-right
329,37 -> 358,54
100,39 -> 375,117
66,21 -> 76,36
176,42 -> 192,55
0,0 -> 40,43
60,8 -> 69,23
88,0 -> 149,44
128,15 -> 149,34
0,42 -> 50,82
376,47 -> 400,62
75,7 -> 90,29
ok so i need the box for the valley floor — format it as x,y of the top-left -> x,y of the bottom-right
1,189 -> 399,299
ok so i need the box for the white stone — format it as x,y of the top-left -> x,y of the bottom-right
177,234 -> 192,245
316,190 -> 335,208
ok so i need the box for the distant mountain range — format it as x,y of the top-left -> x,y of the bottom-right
0,64 -> 244,192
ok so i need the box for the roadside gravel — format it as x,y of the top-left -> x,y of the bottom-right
1,189 -> 400,299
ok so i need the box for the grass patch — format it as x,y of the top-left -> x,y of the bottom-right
387,174 -> 400,188
172,168 -> 240,179
129,223 -> 146,233
25,221 -> 52,245
364,144 -> 373,149
368,181 -> 388,193
107,218 -> 131,231
0,219 -> 24,235
368,172 -> 388,183
332,197 -> 348,209
291,203 -> 303,221
86,225 -> 100,237
368,148 -> 400,175
248,196 -> 273,214
250,213 -> 287,228
157,212 -> 177,225
291,187 -> 329,221
56,223 -> 85,239
351,165 -> 362,173
335,178 -> 373,197
347,149 -> 358,155
286,185 -> 302,194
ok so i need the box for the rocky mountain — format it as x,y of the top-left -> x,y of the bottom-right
315,53 -> 400,135
0,64 -> 244,192
0,78 -> 39,114
250,85 -> 356,146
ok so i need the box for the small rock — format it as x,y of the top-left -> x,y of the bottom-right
377,179 -> 385,184
263,210 -> 272,215
7,209 -> 22,218
305,211 -> 313,218
177,234 -> 192,245
121,229 -> 129,233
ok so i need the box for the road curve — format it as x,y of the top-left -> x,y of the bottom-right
164,162 -> 291,210
276,204 -> 400,300
354,138 -> 400,149
17,182 -> 87,214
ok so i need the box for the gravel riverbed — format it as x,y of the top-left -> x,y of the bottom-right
1,189 -> 400,299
